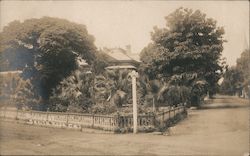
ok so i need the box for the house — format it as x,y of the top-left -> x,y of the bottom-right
101,46 -> 140,70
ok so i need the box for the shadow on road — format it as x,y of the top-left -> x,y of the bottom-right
200,95 -> 249,110
199,104 -> 249,110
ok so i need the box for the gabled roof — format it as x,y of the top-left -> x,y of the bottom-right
101,47 -> 141,63
102,48 -> 131,61
126,52 -> 141,62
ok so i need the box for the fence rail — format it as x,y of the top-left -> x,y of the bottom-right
0,105 -> 186,132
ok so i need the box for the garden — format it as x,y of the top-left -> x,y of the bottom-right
0,8 -> 229,119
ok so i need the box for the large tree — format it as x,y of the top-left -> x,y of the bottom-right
219,49 -> 249,97
220,67 -> 244,95
140,8 -> 226,99
0,17 -> 97,100
236,49 -> 250,89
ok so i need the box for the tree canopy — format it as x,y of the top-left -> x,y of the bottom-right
220,67 -> 244,95
140,8 -> 226,99
0,17 -> 97,100
236,49 -> 250,88
221,49 -> 250,96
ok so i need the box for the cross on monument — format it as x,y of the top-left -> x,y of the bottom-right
129,70 -> 139,134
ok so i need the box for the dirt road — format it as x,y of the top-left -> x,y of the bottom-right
0,96 -> 249,155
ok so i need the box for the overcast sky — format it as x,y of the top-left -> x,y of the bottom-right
0,1 -> 249,66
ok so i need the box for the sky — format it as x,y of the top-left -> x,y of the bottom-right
0,1 -> 249,66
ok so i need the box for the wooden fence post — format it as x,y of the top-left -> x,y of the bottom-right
174,107 -> 175,117
118,113 -> 122,128
169,109 -> 170,119
162,112 -> 165,123
66,113 -> 69,127
46,112 -> 49,122
30,110 -> 33,124
92,114 -> 95,128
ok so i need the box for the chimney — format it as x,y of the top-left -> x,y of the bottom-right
125,45 -> 131,53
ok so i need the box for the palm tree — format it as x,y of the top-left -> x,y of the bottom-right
49,69 -> 94,112
94,69 -> 132,107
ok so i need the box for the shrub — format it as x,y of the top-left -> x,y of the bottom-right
90,102 -> 117,115
49,69 -> 94,112
12,78 -> 42,110
158,85 -> 190,106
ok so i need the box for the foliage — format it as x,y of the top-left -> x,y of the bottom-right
0,72 -> 19,102
158,85 -> 191,106
0,72 -> 41,109
90,102 -> 117,115
140,7 -> 226,105
137,74 -> 162,106
0,17 -> 97,100
137,70 -> 192,107
220,67 -> 244,95
49,69 -> 94,113
220,49 -> 250,96
236,49 -> 250,89
92,50 -> 110,75
49,65 -> 138,114
98,69 -> 132,107
12,78 -> 42,110
190,80 -> 208,106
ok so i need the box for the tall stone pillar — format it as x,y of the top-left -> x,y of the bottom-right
129,70 -> 139,134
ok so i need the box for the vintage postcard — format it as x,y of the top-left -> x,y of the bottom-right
0,0 -> 249,155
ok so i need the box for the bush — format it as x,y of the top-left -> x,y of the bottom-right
159,85 -> 190,106
12,78 -> 42,110
48,69 -> 94,112
190,80 -> 208,106
90,102 -> 117,115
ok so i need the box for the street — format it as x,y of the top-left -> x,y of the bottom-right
0,96 -> 249,155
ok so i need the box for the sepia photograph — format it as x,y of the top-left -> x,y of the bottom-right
0,0 -> 249,155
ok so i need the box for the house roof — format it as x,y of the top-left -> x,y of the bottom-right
102,48 -> 141,63
126,53 -> 141,62
105,48 -> 131,61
